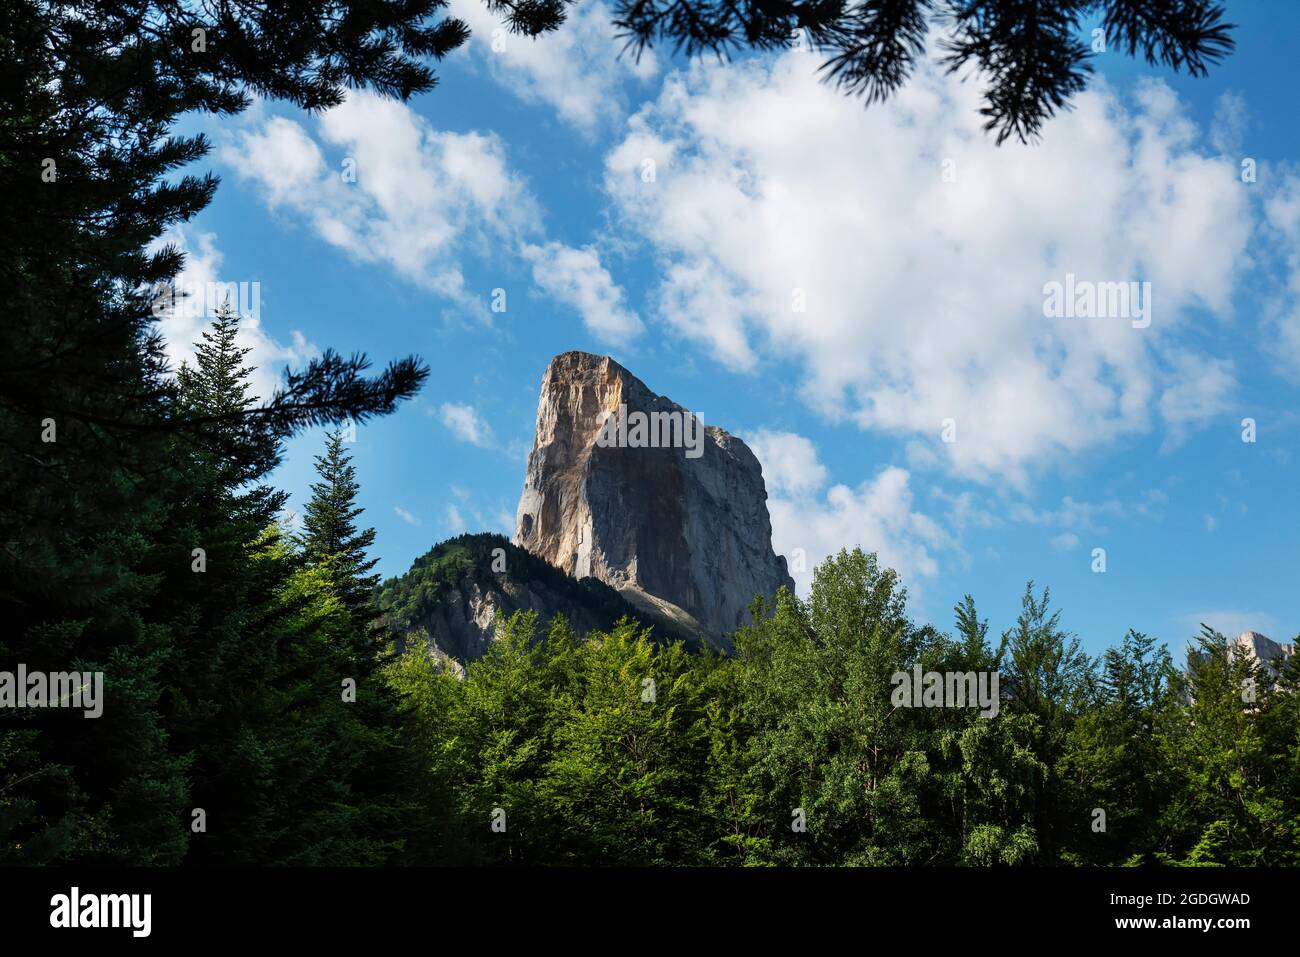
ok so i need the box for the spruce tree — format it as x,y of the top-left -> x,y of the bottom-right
162,309 -> 412,864
1,2 -> 451,861
301,429 -> 381,620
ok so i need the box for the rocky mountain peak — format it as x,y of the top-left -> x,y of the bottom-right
1232,631 -> 1296,678
513,351 -> 794,645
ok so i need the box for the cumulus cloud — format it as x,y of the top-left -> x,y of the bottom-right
438,402 -> 493,446
747,429 -> 949,596
929,488 -> 998,533
220,91 -> 641,333
522,242 -> 643,343
746,429 -> 828,497
151,226 -> 316,401
220,90 -> 538,309
450,0 -> 658,133
605,52 -> 1257,486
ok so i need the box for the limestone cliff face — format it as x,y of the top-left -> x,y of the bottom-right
1229,631 -> 1296,679
514,351 -> 794,645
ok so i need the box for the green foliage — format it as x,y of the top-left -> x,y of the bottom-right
733,551 -> 931,865
148,308 -> 414,864
0,0 -> 473,868
1,0 -> 1266,871
1151,628 -> 1300,866
1056,630 -> 1177,865
1,302 -> 426,865
390,610 -> 730,865
386,548 -> 1300,868
301,428 -> 381,624
999,582 -> 1092,860
1,0 -> 467,864
729,554 -> 1044,866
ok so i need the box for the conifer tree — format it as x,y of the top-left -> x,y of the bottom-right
1057,630 -> 1177,864
161,309 -> 413,864
1,3 -> 449,861
301,429 -> 381,620
1001,583 -> 1092,860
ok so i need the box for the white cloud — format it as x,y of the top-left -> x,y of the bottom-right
747,430 -> 949,595
451,496 -> 515,536
438,402 -> 493,446
151,227 -> 316,401
745,429 -> 828,497
226,115 -> 326,206
605,53 -> 1258,486
221,90 -> 645,334
1209,91 -> 1249,156
394,505 -> 421,526
522,242 -> 643,343
1159,350 -> 1235,442
769,468 -> 950,597
220,90 -> 538,308
451,0 -> 658,133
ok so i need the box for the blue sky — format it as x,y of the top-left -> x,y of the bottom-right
160,1 -> 1300,658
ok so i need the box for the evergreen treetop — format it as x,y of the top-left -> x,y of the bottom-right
301,428 -> 380,614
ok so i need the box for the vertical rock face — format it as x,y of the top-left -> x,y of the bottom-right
1231,631 -> 1296,679
514,351 -> 794,645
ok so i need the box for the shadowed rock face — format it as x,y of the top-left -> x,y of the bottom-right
514,351 -> 794,646
380,534 -> 684,667
404,572 -> 634,674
